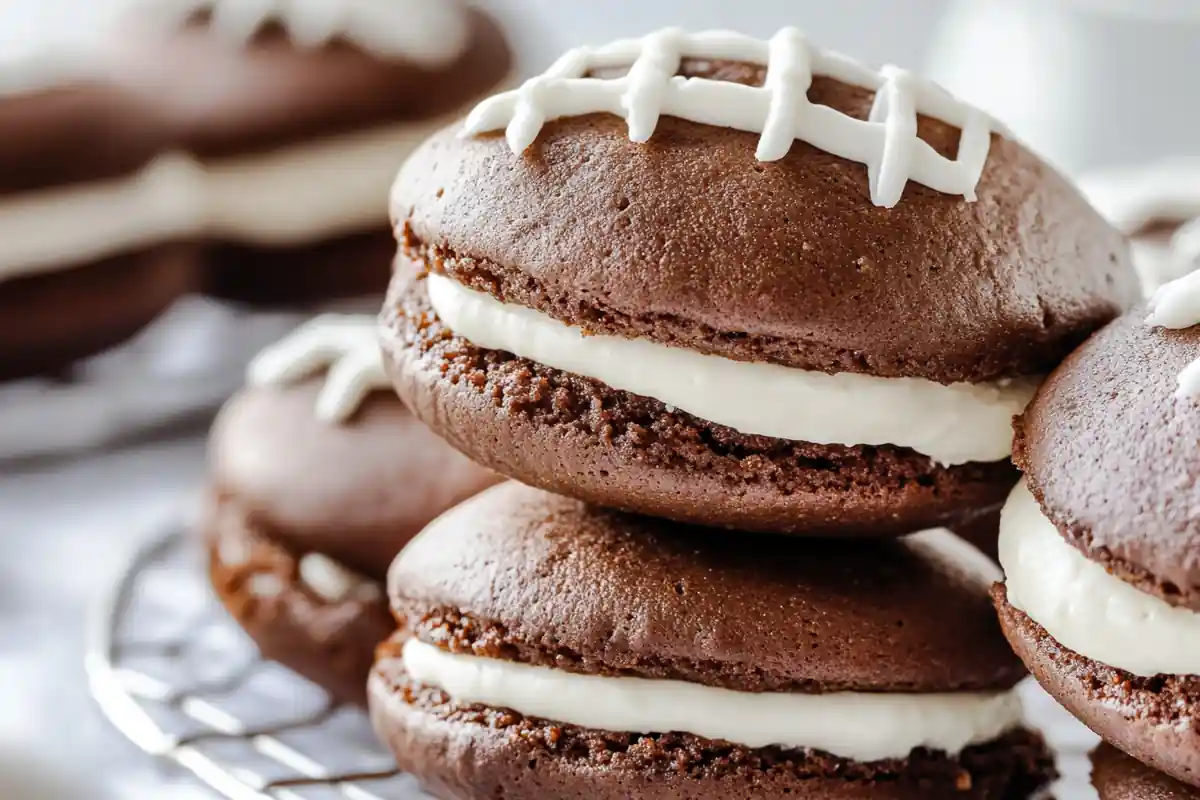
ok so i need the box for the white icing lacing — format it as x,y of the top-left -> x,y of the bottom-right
247,314 -> 390,423
1147,269 -> 1200,398
298,553 -> 379,603
141,0 -> 470,66
462,27 -> 997,208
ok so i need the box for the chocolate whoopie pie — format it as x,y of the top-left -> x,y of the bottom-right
383,27 -> 1138,536
1092,744 -> 1200,800
116,0 -> 513,306
204,316 -> 498,704
994,294 -> 1200,787
369,481 -> 1054,800
0,54 -> 201,380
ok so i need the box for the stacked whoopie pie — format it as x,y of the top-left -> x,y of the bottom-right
995,271 -> 1200,795
111,0 -> 513,307
364,27 -> 1140,799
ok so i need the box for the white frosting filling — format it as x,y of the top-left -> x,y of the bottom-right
1001,480 -> 1200,677
464,27 -> 995,209
399,638 -> 1023,761
247,314 -> 388,423
141,0 -> 470,66
297,553 -> 379,603
0,153 -> 206,283
204,115 -> 455,245
426,274 -> 1036,466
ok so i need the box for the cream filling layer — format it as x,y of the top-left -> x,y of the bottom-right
1001,479 -> 1200,677
399,638 -> 1024,762
204,114 -> 457,245
425,274 -> 1038,466
0,153 -> 206,282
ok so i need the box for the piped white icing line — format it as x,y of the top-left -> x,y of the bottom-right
1146,269 -> 1200,398
298,553 -> 379,603
462,27 -> 997,208
205,114 -> 459,245
247,314 -> 389,423
399,638 -> 1024,761
141,0 -> 470,66
1001,480 -> 1200,677
426,274 -> 1037,465
0,153 -> 206,283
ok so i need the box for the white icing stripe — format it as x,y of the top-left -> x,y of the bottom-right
399,639 -> 1024,761
1001,480 -> 1200,677
247,315 -> 388,423
1146,269 -> 1200,398
462,27 -> 996,208
0,154 -> 206,283
139,0 -> 469,66
204,115 -> 454,245
426,274 -> 1036,465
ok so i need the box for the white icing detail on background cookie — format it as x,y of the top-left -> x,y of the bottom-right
247,315 -> 389,423
1146,269 -> 1200,398
398,638 -> 1024,761
426,274 -> 1037,465
247,572 -> 285,599
145,0 -> 469,65
1001,480 -> 1200,677
0,153 -> 206,283
298,553 -> 378,603
1080,160 -> 1200,294
462,27 -> 996,208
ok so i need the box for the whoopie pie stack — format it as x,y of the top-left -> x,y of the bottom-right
362,26 -> 1141,799
995,275 -> 1200,794
113,0 -> 512,307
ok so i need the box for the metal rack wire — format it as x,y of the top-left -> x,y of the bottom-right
86,523 -> 427,799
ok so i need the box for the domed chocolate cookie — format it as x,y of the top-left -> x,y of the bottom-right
1092,744 -> 1200,800
383,27 -> 1138,536
369,481 -> 1053,800
995,292 -> 1200,788
0,48 -> 201,380
204,316 -> 498,704
115,0 -> 513,306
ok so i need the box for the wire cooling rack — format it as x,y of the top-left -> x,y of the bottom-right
85,523 -> 428,800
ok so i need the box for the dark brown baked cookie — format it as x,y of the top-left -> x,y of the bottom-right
1092,743 -> 1200,800
996,586 -> 1200,792
997,302 -> 1200,789
0,76 -> 199,379
369,481 -> 1054,799
114,2 -> 513,307
382,47 -> 1137,535
204,376 -> 499,704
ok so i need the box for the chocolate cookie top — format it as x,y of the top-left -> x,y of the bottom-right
114,3 -> 512,158
0,80 -> 171,195
389,481 -> 1024,694
1014,305 -> 1200,610
393,30 -> 1137,384
1092,743 -> 1199,800
210,378 -> 498,581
